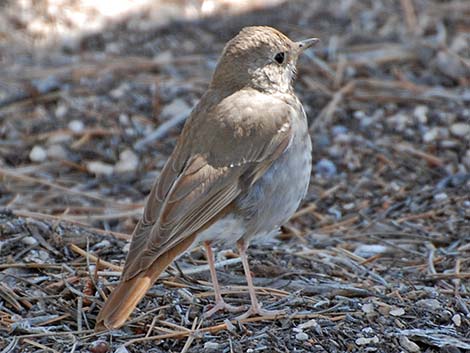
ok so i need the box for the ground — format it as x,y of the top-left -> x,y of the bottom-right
0,0 -> 469,352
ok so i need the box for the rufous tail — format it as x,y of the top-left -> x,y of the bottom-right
95,234 -> 197,331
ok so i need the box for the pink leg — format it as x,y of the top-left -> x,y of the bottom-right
236,240 -> 286,320
203,241 -> 245,318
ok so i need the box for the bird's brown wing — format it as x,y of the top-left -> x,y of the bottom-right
122,91 -> 295,280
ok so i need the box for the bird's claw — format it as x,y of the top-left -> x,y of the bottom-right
203,300 -> 246,318
235,304 -> 286,320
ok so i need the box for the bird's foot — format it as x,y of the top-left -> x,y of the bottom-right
203,300 -> 245,318
235,303 -> 286,320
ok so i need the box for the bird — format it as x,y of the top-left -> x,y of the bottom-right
95,26 -> 318,331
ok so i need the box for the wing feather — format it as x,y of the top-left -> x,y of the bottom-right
122,89 -> 295,280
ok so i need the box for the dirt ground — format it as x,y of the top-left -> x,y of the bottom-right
0,0 -> 469,352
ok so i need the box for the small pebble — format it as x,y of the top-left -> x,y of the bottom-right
21,236 -> 38,246
423,127 -> 439,143
332,125 -> 348,136
434,192 -> 448,202
353,110 -> 366,119
114,346 -> 130,353
296,319 -> 320,331
46,144 -> 67,160
55,103 -> 68,118
110,83 -> 129,99
204,341 -> 220,351
399,336 -> 420,352
122,243 -> 131,253
327,207 -> 342,220
355,244 -> 388,258
153,50 -> 173,63
25,249 -> 50,264
355,336 -> 379,345
47,132 -> 72,144
413,105 -> 428,123
387,113 -> 408,132
115,149 -> 139,173
119,113 -> 130,125
359,116 -> 374,129
87,161 -> 114,176
295,331 -> 309,341
416,299 -> 441,311
361,303 -> 375,314
68,120 -> 85,133
315,159 -> 337,177
452,313 -> 461,327
390,307 -> 405,317
450,122 -> 470,137
93,240 -> 111,249
29,145 -> 47,162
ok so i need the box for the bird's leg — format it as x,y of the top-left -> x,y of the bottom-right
236,240 -> 286,320
203,241 -> 245,318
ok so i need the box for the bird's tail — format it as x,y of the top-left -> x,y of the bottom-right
95,234 -> 197,331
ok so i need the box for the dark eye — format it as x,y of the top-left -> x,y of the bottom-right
274,52 -> 285,64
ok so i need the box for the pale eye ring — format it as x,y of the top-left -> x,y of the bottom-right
274,52 -> 285,64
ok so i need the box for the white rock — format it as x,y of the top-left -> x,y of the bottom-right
295,331 -> 309,341
353,110 -> 366,119
122,243 -> 130,253
416,299 -> 441,311
115,149 -> 139,173
25,249 -> 50,263
94,240 -> 111,249
46,144 -> 67,160
114,345 -> 130,353
452,313 -> 461,326
399,336 -> 420,352
110,83 -> 129,99
68,120 -> 85,133
450,123 -> 470,137
55,103 -> 68,118
387,114 -> 408,131
296,319 -> 320,331
119,113 -> 130,125
21,236 -> 38,246
47,132 -> 72,144
204,342 -> 220,351
390,307 -> 405,316
87,161 -> 114,176
355,336 -> 379,345
153,50 -> 173,63
434,193 -> 448,202
161,98 -> 191,119
362,303 -> 375,314
413,106 -> 428,124
423,127 -> 439,143
29,145 -> 47,162
354,244 -> 388,258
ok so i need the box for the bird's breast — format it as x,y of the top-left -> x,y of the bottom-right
236,109 -> 312,241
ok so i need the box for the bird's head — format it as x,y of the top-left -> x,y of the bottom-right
211,26 -> 318,94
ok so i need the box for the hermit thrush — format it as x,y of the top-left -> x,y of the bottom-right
95,26 -> 318,331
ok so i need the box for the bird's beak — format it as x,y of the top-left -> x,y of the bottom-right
296,38 -> 320,53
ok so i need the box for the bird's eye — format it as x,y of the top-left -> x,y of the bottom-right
274,52 -> 285,64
